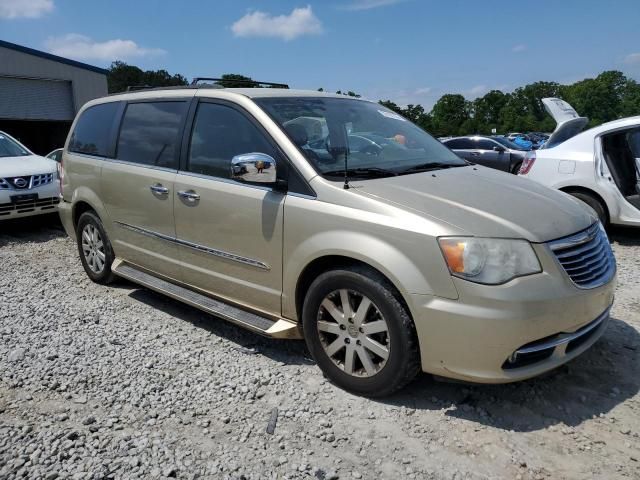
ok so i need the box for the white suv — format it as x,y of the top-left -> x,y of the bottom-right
0,131 -> 60,220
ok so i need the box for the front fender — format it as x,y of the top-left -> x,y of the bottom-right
282,230 -> 458,321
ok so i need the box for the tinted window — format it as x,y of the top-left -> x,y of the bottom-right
69,102 -> 119,156
188,103 -> 279,179
476,139 -> 497,150
627,129 -> 640,157
116,101 -> 186,169
445,138 -> 472,149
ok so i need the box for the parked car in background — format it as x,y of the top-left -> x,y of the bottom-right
519,97 -> 640,227
528,132 -> 550,149
46,148 -> 63,163
442,135 -> 528,173
59,86 -> 615,396
512,135 -> 533,150
0,130 -> 60,220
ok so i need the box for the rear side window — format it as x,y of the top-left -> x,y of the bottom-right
69,102 -> 119,156
187,102 -> 279,179
446,138 -> 472,149
476,139 -> 497,150
116,101 -> 187,169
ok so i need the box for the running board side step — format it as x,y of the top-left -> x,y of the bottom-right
112,260 -> 301,339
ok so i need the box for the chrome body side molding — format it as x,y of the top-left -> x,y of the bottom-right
114,221 -> 271,270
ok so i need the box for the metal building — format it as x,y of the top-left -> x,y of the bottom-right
0,40 -> 108,155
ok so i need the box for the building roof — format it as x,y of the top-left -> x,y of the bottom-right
0,39 -> 108,75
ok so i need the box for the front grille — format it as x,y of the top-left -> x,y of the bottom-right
0,173 -> 54,190
0,196 -> 60,216
548,223 -> 616,289
32,173 -> 54,187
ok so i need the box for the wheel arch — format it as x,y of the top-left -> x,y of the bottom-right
69,186 -> 112,232
559,185 -> 610,223
294,255 -> 412,324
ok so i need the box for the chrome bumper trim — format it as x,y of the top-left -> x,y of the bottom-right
511,306 -> 610,360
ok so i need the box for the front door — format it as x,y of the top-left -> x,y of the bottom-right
471,138 -> 504,170
101,100 -> 189,280
174,100 -> 285,315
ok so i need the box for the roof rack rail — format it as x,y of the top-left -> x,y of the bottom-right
191,77 -> 289,89
126,85 -> 154,91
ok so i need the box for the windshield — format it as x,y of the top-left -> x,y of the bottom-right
256,97 -> 466,178
493,136 -> 528,151
0,133 -> 30,158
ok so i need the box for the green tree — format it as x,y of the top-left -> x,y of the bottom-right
564,71 -> 627,126
431,94 -> 470,136
107,61 -> 188,93
214,74 -> 258,88
473,90 -> 509,134
620,79 -> 640,117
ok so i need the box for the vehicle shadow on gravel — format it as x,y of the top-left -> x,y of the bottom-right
126,287 -> 313,366
608,226 -> 640,246
0,214 -> 65,246
378,316 -> 639,433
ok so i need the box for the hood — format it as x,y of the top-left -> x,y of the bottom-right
541,98 -> 589,149
0,155 -> 57,177
352,166 -> 596,243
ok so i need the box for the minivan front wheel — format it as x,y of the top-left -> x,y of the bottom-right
302,267 -> 420,397
76,211 -> 115,284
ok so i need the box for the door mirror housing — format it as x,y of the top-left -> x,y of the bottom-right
493,145 -> 506,152
231,153 -> 277,185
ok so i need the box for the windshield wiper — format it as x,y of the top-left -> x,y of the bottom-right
400,162 -> 467,174
323,167 -> 398,178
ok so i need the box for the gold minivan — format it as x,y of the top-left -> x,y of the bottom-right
58,83 -> 616,396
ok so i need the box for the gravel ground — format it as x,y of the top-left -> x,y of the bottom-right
1,215 -> 639,480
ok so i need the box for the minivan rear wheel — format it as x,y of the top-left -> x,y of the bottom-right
302,266 -> 420,397
76,211 -> 115,284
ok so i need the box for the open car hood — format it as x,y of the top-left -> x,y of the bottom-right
541,98 -> 589,149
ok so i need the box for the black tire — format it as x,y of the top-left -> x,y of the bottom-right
302,266 -> 420,397
569,192 -> 608,225
76,211 -> 116,284
510,161 -> 523,175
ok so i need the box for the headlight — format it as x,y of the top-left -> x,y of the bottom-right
438,237 -> 541,285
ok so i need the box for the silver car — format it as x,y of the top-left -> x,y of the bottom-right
59,87 -> 616,397
443,135 -> 528,174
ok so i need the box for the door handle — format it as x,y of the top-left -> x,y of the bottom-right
149,184 -> 169,195
470,152 -> 480,156
178,190 -> 200,202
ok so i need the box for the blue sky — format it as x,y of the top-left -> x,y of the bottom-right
1,0 -> 639,109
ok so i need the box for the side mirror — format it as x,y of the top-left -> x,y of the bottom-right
231,153 -> 277,185
493,145 -> 505,152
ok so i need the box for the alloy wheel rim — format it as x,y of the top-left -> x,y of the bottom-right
81,224 -> 105,274
317,289 -> 390,378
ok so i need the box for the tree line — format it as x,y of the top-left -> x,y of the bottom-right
107,62 -> 640,137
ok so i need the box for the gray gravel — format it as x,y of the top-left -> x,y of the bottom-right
1,215 -> 639,480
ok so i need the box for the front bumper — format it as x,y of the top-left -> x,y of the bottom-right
410,242 -> 616,383
57,200 -> 75,239
0,183 -> 60,220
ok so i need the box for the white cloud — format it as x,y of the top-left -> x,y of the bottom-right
414,87 -> 431,95
44,34 -> 166,61
511,44 -> 526,53
340,0 -> 406,10
0,0 -> 53,18
468,85 -> 488,96
231,5 -> 322,41
624,53 -> 640,64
